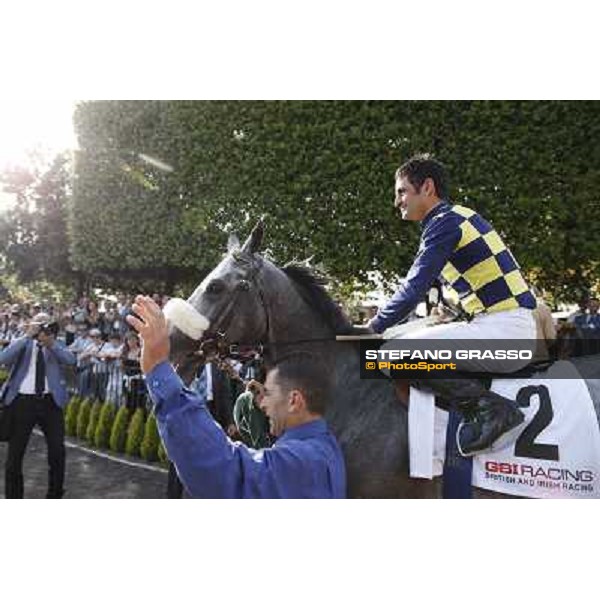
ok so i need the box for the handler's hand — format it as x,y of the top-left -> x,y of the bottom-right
126,295 -> 170,374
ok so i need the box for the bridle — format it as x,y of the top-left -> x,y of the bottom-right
175,252 -> 267,373
182,252 -> 336,370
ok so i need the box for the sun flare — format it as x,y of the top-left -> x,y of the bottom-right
0,98 -> 77,212
0,98 -> 77,165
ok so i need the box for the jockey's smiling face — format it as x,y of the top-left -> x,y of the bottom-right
394,175 -> 440,221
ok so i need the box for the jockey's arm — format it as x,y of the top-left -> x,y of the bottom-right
369,216 -> 460,333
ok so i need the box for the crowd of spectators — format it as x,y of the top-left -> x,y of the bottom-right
565,297 -> 600,331
554,296 -> 600,358
3,288 -> 599,439
1,293 -> 273,447
0,294 -> 169,409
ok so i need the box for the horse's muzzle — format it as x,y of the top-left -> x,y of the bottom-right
163,298 -> 210,340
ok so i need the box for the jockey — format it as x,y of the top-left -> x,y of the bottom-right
367,154 -> 537,456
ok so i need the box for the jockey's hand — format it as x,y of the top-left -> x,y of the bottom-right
126,295 -> 170,374
431,305 -> 455,323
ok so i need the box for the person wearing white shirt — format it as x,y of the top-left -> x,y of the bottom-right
0,313 -> 76,498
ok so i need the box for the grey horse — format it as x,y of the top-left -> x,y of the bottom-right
169,222 -> 600,499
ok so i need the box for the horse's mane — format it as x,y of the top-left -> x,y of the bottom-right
282,262 -> 354,335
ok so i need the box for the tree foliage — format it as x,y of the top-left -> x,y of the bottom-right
65,396 -> 82,437
109,405 -> 131,454
0,153 -> 77,288
76,398 -> 92,439
94,401 -> 116,449
125,407 -> 146,457
69,101 -> 600,301
140,412 -> 160,462
86,400 -> 102,445
157,440 -> 168,466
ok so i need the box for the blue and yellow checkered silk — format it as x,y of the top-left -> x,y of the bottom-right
439,205 -> 536,316
369,201 -> 536,334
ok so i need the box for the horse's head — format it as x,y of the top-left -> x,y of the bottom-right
167,220 -> 269,381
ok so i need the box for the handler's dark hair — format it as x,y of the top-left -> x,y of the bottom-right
396,153 -> 449,199
268,352 -> 331,415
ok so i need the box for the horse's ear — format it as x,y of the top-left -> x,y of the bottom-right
227,234 -> 240,252
241,219 -> 264,254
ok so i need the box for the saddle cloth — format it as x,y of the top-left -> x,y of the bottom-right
409,360 -> 600,498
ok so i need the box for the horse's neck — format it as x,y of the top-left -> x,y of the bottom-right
259,267 -> 332,348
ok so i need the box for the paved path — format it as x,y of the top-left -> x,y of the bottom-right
0,429 -> 168,499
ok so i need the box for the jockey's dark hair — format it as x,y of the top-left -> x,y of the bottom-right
267,352 -> 330,415
396,153 -> 449,199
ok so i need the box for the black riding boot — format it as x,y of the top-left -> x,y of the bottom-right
410,377 -> 525,456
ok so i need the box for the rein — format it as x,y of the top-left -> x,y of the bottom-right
193,332 -> 339,363
184,254 -> 341,366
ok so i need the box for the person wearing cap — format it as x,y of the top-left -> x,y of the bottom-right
366,154 -> 538,457
0,312 -> 76,498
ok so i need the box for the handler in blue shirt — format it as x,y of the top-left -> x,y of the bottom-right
126,295 -> 346,499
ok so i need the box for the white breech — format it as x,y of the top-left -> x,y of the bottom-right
383,308 -> 537,374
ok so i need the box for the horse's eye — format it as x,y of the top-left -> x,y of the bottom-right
206,279 -> 225,295
237,280 -> 251,292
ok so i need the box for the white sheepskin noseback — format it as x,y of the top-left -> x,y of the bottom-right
163,298 -> 210,340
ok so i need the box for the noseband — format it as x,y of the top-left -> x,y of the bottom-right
184,252 -> 336,372
191,252 -> 268,364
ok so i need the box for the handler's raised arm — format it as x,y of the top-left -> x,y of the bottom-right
124,294 -> 346,498
126,295 -> 170,374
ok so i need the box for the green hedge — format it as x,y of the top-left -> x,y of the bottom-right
140,412 -> 160,462
125,408 -> 146,457
94,402 -> 116,449
109,405 -> 131,454
65,396 -> 82,437
72,100 -> 600,303
86,401 -> 102,445
76,398 -> 92,439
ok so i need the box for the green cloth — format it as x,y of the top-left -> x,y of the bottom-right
233,391 -> 271,449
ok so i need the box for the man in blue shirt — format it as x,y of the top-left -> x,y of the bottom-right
126,295 -> 346,499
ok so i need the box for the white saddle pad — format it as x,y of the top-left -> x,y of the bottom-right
409,360 -> 600,498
